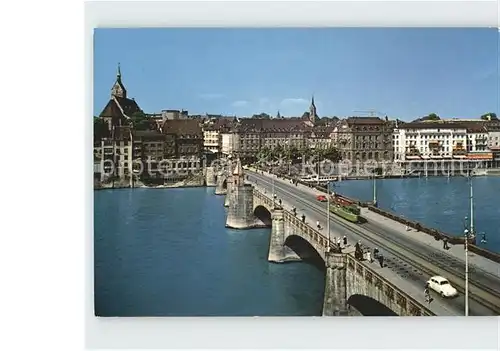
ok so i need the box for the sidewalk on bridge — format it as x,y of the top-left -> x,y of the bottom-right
252,181 -> 458,316
360,208 -> 500,279
253,170 -> 500,279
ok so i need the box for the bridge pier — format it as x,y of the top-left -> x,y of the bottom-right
224,176 -> 233,207
268,209 -> 285,262
267,208 -> 301,262
214,171 -> 227,195
205,166 -> 216,187
323,252 -> 348,316
225,159 -> 259,229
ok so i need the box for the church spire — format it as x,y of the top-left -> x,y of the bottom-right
111,62 -> 127,99
309,94 -> 317,125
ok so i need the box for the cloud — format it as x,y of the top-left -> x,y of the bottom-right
231,100 -> 248,107
199,93 -> 225,100
280,98 -> 309,107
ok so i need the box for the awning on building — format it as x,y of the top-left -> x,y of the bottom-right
467,153 -> 493,160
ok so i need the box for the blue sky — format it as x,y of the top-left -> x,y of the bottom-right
93,28 -> 499,121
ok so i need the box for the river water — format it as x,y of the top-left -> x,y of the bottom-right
330,176 -> 500,252
94,176 -> 499,316
94,187 -> 325,317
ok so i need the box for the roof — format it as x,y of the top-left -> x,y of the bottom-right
99,96 -> 141,119
233,158 -> 243,175
430,276 -> 449,283
311,126 -> 335,138
162,119 -> 203,137
346,117 -> 386,125
400,122 -> 469,130
237,118 -> 310,133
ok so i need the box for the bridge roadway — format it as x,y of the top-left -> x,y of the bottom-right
246,170 -> 500,316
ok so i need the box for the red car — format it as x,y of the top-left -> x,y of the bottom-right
316,195 -> 327,202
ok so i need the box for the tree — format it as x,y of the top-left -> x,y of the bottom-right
323,147 -> 341,162
272,144 -> 284,159
481,113 -> 498,121
94,117 -> 109,140
251,113 -> 271,119
256,146 -> 272,163
426,113 -> 440,121
130,111 -> 153,131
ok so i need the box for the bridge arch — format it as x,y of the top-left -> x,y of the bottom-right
284,234 -> 325,269
347,294 -> 397,316
254,205 -> 272,226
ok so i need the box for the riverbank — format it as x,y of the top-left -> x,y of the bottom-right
94,173 -> 206,190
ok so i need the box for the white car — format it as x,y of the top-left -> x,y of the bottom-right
427,276 -> 458,298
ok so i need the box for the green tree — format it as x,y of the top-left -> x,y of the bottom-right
251,112 -> 271,119
426,113 -> 440,120
93,117 -> 109,140
257,146 -> 271,162
481,113 -> 498,120
323,147 -> 341,162
298,146 -> 312,160
272,144 -> 284,159
130,111 -> 152,131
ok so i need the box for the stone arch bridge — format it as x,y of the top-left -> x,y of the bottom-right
222,180 -> 434,316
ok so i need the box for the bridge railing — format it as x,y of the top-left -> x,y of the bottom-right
253,188 -> 339,252
346,254 -> 435,316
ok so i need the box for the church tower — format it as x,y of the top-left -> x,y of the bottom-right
309,95 -> 317,125
111,63 -> 127,99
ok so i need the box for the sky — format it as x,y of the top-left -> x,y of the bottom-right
93,28 -> 499,121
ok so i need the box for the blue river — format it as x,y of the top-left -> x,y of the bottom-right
330,176 -> 500,251
94,176 -> 500,316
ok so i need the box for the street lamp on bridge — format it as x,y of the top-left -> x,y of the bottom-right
462,174 -> 475,316
326,181 -> 331,253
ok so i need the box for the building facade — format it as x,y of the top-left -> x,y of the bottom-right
393,120 -> 497,169
335,117 -> 394,165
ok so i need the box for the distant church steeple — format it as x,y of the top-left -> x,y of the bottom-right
111,62 -> 127,99
276,110 -> 281,119
309,95 -> 317,124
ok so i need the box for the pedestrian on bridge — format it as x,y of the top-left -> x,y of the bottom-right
377,254 -> 384,268
443,237 -> 449,250
366,250 -> 372,263
337,237 -> 341,248
316,220 -> 321,230
343,235 -> 347,246
301,214 -> 306,223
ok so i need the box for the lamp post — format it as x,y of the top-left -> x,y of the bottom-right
372,170 -> 377,207
272,175 -> 276,209
462,174 -> 474,316
463,224 -> 470,317
326,181 -> 331,252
